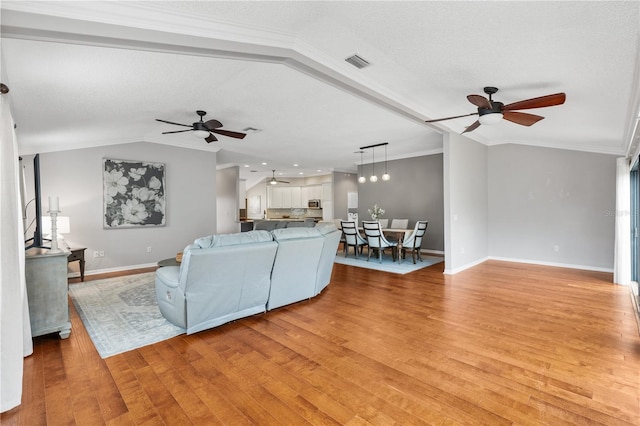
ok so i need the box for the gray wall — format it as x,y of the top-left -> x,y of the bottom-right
332,171 -> 358,220
443,133 -> 489,273
357,154 -> 444,251
216,166 -> 240,234
24,142 -> 217,273
488,144 -> 616,269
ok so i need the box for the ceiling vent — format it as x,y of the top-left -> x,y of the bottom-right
345,54 -> 370,69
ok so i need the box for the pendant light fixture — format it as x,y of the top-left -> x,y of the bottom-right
358,142 -> 390,184
369,146 -> 378,182
382,143 -> 390,181
357,150 -> 366,183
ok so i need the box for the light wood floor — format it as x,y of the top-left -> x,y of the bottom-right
2,260 -> 639,425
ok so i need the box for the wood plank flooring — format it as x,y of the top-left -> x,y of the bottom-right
2,260 -> 639,425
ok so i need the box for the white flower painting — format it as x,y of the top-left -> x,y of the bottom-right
103,158 -> 166,228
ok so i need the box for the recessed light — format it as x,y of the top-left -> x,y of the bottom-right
299,172 -> 304,175
244,164 -> 250,167
261,162 -> 267,165
317,169 -> 322,172
293,164 -> 299,167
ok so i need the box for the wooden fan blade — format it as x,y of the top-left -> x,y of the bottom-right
462,120 -> 481,134
502,111 -> 545,126
162,129 -> 192,134
503,93 -> 566,111
156,119 -> 192,128
205,133 -> 218,143
211,129 -> 247,139
204,119 -> 223,130
425,112 -> 478,123
467,95 -> 491,109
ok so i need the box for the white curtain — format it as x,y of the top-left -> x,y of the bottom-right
614,157 -> 631,285
0,88 -> 33,412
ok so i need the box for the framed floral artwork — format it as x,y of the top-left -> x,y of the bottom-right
103,158 -> 166,228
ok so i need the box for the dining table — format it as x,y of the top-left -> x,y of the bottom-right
357,227 -> 413,263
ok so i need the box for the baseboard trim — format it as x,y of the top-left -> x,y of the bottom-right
443,257 -> 488,275
83,262 -> 158,277
488,256 -> 614,273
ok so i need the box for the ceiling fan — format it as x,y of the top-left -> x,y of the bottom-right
425,87 -> 566,133
155,110 -> 246,143
269,170 -> 290,185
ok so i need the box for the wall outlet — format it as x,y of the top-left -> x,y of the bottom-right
147,246 -> 152,253
553,245 -> 560,252
99,251 -> 105,257
460,247 -> 465,254
93,251 -> 99,258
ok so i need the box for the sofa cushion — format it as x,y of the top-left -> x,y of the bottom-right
314,222 -> 338,235
253,220 -> 278,231
194,230 -> 273,249
285,221 -> 315,228
272,227 -> 322,241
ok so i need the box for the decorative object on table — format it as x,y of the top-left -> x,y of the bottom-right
69,272 -> 185,358
42,215 -> 71,249
103,158 -> 166,228
47,196 -> 62,253
368,204 -> 385,221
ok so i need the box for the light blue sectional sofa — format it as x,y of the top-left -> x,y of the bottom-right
155,223 -> 341,334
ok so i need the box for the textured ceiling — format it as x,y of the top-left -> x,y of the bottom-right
2,1 -> 639,187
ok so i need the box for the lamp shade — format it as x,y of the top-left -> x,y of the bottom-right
193,129 -> 209,138
42,216 -> 71,235
478,112 -> 503,125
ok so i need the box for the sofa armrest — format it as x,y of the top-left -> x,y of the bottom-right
155,266 -> 187,328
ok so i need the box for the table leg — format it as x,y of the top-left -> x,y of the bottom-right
79,259 -> 85,282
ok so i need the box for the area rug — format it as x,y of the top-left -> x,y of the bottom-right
69,272 -> 185,358
334,250 -> 443,274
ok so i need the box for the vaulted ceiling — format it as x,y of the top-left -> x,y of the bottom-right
2,1 -> 639,188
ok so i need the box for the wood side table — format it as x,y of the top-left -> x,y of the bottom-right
67,247 -> 86,281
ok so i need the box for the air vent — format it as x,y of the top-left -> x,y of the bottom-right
345,54 -> 370,69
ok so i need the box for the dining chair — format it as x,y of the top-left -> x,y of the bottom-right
390,218 -> 408,229
402,220 -> 428,264
362,221 -> 398,263
378,218 -> 389,228
334,219 -> 346,252
340,220 -> 367,258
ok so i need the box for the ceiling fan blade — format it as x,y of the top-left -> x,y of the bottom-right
205,133 -> 218,143
503,93 -> 566,111
462,120 -> 481,134
211,128 -> 247,139
155,119 -> 192,128
278,180 -> 290,184
162,129 -> 193,134
502,111 -> 545,126
425,112 -> 478,123
467,95 -> 491,109
204,119 -> 223,130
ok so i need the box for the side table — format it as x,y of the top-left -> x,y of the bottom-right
67,247 -> 86,281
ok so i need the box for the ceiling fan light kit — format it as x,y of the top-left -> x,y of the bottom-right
425,86 -> 566,134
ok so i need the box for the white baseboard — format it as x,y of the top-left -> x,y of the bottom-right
443,256 -> 488,275
488,256 -> 613,273
82,262 -> 158,277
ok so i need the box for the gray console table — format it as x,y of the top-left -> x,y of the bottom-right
25,248 -> 71,339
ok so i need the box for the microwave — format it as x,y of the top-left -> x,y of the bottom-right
308,199 -> 321,209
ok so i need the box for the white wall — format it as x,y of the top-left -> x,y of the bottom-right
488,144 -> 616,270
24,142 -> 217,273
443,132 -> 489,274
